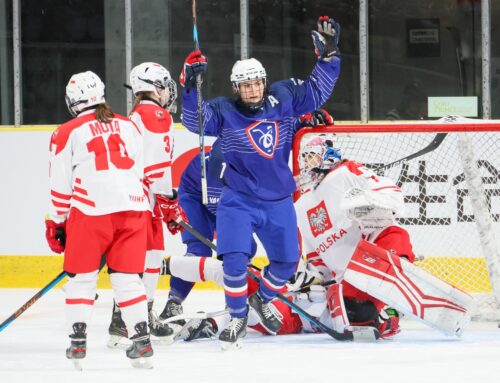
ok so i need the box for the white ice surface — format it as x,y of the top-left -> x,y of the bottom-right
1,288 -> 500,383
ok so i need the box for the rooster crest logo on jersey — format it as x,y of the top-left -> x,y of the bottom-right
307,200 -> 333,237
245,121 -> 279,158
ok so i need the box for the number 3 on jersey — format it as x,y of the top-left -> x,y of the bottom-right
87,133 -> 134,170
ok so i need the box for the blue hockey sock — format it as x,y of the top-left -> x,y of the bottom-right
168,276 -> 195,303
259,261 -> 297,302
222,252 -> 250,318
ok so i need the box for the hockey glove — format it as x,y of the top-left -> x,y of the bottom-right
45,218 -> 66,254
378,307 -> 401,339
311,16 -> 340,61
299,109 -> 334,127
180,317 -> 218,341
179,50 -> 208,90
155,192 -> 188,235
287,260 -> 324,292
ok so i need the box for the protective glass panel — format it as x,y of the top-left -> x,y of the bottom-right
369,0 -> 482,120
0,0 -> 13,125
249,0 -> 360,120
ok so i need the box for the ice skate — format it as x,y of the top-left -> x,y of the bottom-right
248,293 -> 283,335
219,315 -> 247,351
66,322 -> 87,371
126,321 -> 154,369
178,317 -> 218,342
148,301 -> 175,345
159,299 -> 186,332
107,306 -> 131,350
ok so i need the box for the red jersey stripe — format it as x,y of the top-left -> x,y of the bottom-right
73,186 -> 88,195
51,190 -> 71,200
144,161 -> 171,174
73,194 -> 96,207
51,200 -> 71,208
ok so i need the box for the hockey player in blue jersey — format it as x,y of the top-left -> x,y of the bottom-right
180,16 -> 341,349
159,140 -> 256,327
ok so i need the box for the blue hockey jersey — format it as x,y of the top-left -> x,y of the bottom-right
179,139 -> 224,215
182,57 -> 340,200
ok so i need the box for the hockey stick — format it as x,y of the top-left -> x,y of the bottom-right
0,255 -> 108,333
373,132 -> 447,172
176,220 -> 378,341
162,308 -> 228,325
192,0 -> 208,205
177,219 -> 216,252
0,270 -> 67,332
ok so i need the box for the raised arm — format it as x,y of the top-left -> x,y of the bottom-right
180,50 -> 221,137
273,16 -> 342,118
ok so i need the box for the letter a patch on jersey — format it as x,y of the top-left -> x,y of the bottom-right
245,121 -> 279,158
307,200 -> 333,237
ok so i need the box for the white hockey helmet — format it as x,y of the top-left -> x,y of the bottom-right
65,71 -> 105,117
130,62 -> 177,111
230,58 -> 267,86
298,135 -> 342,191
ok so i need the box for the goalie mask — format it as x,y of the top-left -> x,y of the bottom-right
297,135 -> 342,191
230,58 -> 267,110
130,62 -> 177,112
65,71 -> 106,117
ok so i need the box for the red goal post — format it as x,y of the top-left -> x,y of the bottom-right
292,119 -> 500,321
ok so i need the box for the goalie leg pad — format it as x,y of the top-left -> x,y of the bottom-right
343,240 -> 474,337
325,283 -> 351,333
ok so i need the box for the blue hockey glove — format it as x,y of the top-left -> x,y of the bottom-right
311,16 -> 340,61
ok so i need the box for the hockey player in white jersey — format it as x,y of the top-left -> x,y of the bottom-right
293,135 -> 474,337
107,62 -> 187,348
45,71 -> 153,369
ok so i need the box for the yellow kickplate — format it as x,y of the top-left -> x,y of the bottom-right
0,255 -> 270,290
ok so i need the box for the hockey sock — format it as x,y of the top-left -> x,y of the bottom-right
222,252 -> 250,318
259,261 -> 297,302
110,273 -> 148,338
168,277 -> 195,303
65,270 -> 98,336
143,250 -> 163,301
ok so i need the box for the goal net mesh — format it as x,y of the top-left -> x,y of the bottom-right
292,120 -> 500,321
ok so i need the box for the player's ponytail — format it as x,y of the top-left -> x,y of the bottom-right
95,102 -> 114,123
130,94 -> 145,114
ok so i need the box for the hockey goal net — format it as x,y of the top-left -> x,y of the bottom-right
292,119 -> 500,321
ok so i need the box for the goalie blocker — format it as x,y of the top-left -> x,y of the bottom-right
344,240 -> 474,336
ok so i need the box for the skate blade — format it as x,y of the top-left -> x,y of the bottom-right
71,359 -> 83,371
130,356 -> 154,369
350,326 -> 380,342
220,339 -> 243,351
107,335 -> 132,350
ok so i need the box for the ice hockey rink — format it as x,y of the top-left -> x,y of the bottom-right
1,289 -> 500,383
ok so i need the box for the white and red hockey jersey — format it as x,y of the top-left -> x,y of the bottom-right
48,110 -> 149,223
295,161 -> 405,282
129,101 -> 174,206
